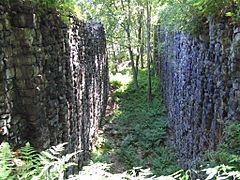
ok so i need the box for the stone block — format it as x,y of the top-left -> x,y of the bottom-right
5,34 -> 15,46
0,113 -> 9,120
4,19 -> 11,30
0,63 -> 4,73
0,95 -> 5,102
6,79 -> 13,90
15,55 -> 36,66
12,13 -> 36,28
3,47 -> 13,58
15,79 -> 26,89
5,67 -> 15,79
15,66 -> 34,79
19,89 -> 35,97
0,23 -> 3,31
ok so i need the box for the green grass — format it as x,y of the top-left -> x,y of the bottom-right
90,69 -> 180,176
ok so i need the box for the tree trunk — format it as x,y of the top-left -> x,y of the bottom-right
111,42 -> 118,73
140,15 -> 145,69
125,0 -> 138,89
140,35 -> 144,69
146,0 -> 152,102
136,10 -> 144,73
127,31 -> 139,89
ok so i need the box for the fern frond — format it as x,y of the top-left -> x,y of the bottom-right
0,142 -> 13,180
41,151 -> 58,160
36,143 -> 81,180
0,142 -> 80,179
51,142 -> 68,153
15,142 -> 41,179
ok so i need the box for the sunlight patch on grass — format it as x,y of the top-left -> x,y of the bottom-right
110,72 -> 132,86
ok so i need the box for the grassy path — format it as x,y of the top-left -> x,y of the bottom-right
80,70 -> 180,178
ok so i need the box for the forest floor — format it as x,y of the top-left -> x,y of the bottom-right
78,69 -> 180,178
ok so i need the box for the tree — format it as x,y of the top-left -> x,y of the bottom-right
146,0 -> 152,102
122,0 -> 139,89
79,0 -> 142,89
77,0 -> 165,94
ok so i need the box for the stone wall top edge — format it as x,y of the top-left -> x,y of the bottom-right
0,0 -> 104,30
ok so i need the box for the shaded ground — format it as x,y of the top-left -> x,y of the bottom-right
89,69 -> 180,176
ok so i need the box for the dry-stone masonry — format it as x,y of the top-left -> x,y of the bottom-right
154,17 -> 240,168
0,0 -> 108,168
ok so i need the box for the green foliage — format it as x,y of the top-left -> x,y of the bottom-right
38,143 -> 79,179
90,134 -> 113,164
159,0 -> 240,33
91,69 -> 180,176
113,70 -> 179,176
16,143 -> 41,179
195,0 -> 236,17
77,0 -> 160,77
0,142 -> 41,180
110,80 -> 123,90
0,143 -> 13,180
209,122 -> 240,169
71,162 -> 158,179
91,70 -> 240,179
37,0 -> 75,12
35,0 -> 81,24
0,142 -> 79,180
202,165 -> 240,180
190,122 -> 240,179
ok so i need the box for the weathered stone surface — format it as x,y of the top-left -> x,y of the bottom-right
0,0 -> 108,171
12,13 -> 36,28
154,18 -> 240,168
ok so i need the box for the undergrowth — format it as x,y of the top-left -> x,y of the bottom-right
200,121 -> 240,172
88,69 -> 240,179
90,69 -> 180,176
0,142 -> 79,180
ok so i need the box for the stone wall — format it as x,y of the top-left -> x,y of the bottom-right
0,0 -> 108,168
154,18 -> 240,168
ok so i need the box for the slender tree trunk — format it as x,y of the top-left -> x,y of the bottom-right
140,15 -> 145,69
140,36 -> 144,68
127,30 -> 139,89
111,42 -> 118,73
136,55 -> 139,74
124,0 -> 138,89
146,0 -> 152,102
136,10 -> 144,73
